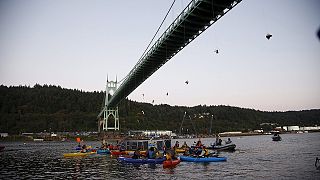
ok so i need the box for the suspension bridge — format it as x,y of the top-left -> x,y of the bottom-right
98,0 -> 242,132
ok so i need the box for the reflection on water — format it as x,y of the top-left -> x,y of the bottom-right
0,133 -> 320,179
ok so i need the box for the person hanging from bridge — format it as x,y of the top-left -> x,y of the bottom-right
266,33 -> 272,40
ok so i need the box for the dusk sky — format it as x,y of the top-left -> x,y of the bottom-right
0,0 -> 319,112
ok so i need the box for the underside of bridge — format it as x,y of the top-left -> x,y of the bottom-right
106,0 -> 242,108
98,0 -> 242,123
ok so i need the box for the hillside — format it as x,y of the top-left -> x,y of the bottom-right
0,85 -> 319,134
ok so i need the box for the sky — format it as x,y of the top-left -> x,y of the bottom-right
0,0 -> 319,112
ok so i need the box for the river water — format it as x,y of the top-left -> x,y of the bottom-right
1,133 -> 319,179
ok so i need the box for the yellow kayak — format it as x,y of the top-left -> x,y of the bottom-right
63,151 -> 95,158
175,148 -> 186,153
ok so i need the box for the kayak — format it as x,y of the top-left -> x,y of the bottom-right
206,143 -> 236,151
179,155 -> 227,162
163,159 -> 181,168
118,157 -> 166,164
63,151 -> 95,158
111,150 -> 126,156
175,148 -> 186,153
97,149 -> 110,154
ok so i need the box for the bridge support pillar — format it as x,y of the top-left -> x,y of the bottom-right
98,78 -> 120,132
103,107 -> 119,131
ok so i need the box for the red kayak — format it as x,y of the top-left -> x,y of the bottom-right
110,150 -> 125,156
163,159 -> 181,168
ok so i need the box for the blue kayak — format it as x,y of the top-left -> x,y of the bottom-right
118,157 -> 166,164
97,149 -> 110,154
179,156 -> 227,162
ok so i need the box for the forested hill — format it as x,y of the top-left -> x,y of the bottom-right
0,85 -> 319,134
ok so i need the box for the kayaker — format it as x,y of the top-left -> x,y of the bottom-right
81,144 -> 87,153
132,148 -> 141,159
165,149 -> 177,161
194,147 -> 202,156
196,139 -> 202,147
183,147 -> 191,156
199,148 -> 209,157
173,141 -> 180,149
181,141 -> 189,148
147,147 -> 156,159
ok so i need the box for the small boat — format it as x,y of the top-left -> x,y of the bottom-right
0,145 -> 5,151
207,143 -> 236,151
163,159 -> 181,168
63,151 -> 95,158
118,157 -> 166,164
179,155 -> 227,162
97,149 -> 110,154
272,135 -> 282,141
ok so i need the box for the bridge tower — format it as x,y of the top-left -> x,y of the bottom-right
98,78 -> 120,132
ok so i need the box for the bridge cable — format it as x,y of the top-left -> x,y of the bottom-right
137,0 -> 176,63
116,0 -> 176,87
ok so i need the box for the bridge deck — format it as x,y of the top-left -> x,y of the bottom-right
106,0 -> 242,108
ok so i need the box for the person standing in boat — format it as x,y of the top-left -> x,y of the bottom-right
215,134 -> 221,146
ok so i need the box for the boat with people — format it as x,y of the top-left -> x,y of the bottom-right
272,133 -> 282,141
207,143 -> 236,151
206,137 -> 236,151
179,155 -> 227,162
118,156 -> 166,164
